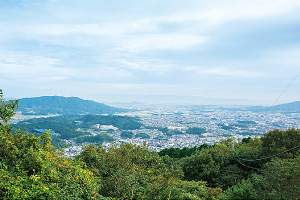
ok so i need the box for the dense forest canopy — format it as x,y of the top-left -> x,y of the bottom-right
1,90 -> 300,199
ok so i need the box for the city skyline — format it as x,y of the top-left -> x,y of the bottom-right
1,0 -> 300,105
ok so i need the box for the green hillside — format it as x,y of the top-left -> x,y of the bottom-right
13,114 -> 142,133
12,114 -> 142,147
79,114 -> 142,130
18,96 -> 125,115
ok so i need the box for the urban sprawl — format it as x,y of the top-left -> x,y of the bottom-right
64,105 -> 300,157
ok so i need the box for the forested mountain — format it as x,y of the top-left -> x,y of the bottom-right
18,96 -> 125,115
249,101 -> 300,112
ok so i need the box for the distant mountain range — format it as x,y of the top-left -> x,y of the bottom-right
18,96 -> 125,115
248,101 -> 300,112
91,93 -> 259,105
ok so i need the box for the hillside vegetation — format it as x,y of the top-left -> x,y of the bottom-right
1,90 -> 300,199
12,114 -> 143,147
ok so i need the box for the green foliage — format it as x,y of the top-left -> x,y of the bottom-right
172,180 -> 223,200
234,137 -> 264,169
12,114 -> 142,148
236,136 -> 262,156
261,128 -> 300,159
223,155 -> 300,199
241,137 -> 251,143
166,129 -> 184,136
147,127 -> 183,135
186,127 -> 206,135
80,115 -> 142,130
76,133 -> 114,144
77,143 -> 199,199
0,130 -> 100,199
0,91 -> 101,199
79,144 -> 188,198
13,121 -> 83,139
13,114 -> 142,139
180,142 -> 248,189
120,131 -> 134,139
158,144 -> 211,159
221,179 -> 256,200
51,136 -> 68,148
250,156 -> 300,199
0,90 -> 18,134
135,132 -> 150,139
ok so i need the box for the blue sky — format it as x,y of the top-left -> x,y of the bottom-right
1,0 -> 300,105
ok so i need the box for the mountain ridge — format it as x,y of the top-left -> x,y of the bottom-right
18,96 -> 125,115
248,101 -> 300,112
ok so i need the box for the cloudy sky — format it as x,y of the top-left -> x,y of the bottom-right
1,0 -> 300,105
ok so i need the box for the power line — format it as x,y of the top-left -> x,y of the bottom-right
238,144 -> 300,162
237,157 -> 300,171
236,158 -> 260,170
271,71 -> 300,107
236,72 -> 300,169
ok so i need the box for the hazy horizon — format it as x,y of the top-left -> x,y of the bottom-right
1,0 -> 300,105
6,93 -> 297,107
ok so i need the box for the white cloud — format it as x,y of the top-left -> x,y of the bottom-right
261,46 -> 300,68
2,0 -> 299,53
117,33 -> 208,52
118,59 -> 174,73
184,66 -> 263,78
85,82 -> 185,95
26,19 -> 158,36
0,51 -> 132,84
158,0 -> 300,25
1,0 -> 300,102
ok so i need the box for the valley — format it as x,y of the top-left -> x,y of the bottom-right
12,102 -> 300,157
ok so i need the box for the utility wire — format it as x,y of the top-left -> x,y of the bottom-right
271,71 -> 300,107
236,158 -> 260,170
237,157 -> 300,171
237,72 -> 300,169
238,144 -> 300,162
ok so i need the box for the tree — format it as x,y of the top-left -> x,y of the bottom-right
221,179 -> 256,200
181,143 -> 236,187
77,143 -> 183,199
261,128 -> 300,159
250,155 -> 300,199
0,89 -> 18,134
0,90 -> 101,199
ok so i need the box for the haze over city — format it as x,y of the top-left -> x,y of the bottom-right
1,0 -> 300,105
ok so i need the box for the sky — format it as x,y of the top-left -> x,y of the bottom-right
1,0 -> 300,105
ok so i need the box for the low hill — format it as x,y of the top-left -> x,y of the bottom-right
248,101 -> 300,112
79,115 -> 142,130
271,101 -> 300,112
12,114 -> 142,141
18,96 -> 125,115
